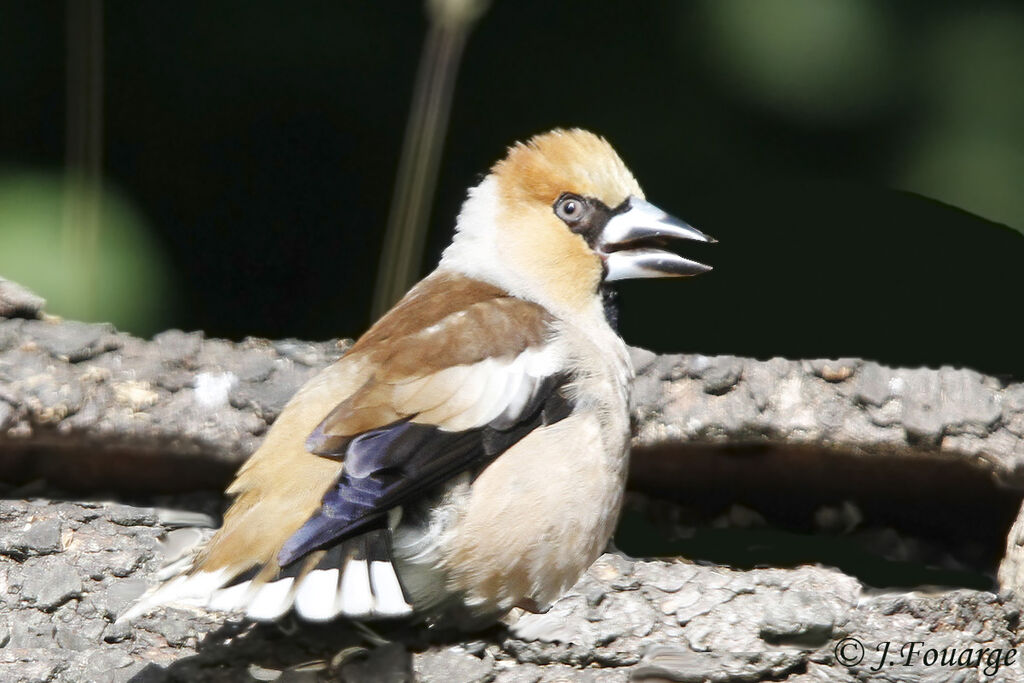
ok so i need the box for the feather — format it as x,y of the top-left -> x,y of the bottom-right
128,272 -> 568,620
279,370 -> 573,566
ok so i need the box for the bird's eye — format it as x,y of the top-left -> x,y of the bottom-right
554,194 -> 588,224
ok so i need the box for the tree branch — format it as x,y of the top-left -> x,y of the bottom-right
3,278 -> 1024,681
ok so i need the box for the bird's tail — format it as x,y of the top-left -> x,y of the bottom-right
119,529 -> 413,623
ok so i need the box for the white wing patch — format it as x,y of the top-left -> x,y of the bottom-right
409,343 -> 566,433
392,364 -> 472,414
416,359 -> 492,428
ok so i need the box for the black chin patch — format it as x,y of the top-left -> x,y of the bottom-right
601,285 -> 620,330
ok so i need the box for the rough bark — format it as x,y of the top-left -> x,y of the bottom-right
2,494 -> 1023,682
3,291 -> 1022,494
3,279 -> 1024,682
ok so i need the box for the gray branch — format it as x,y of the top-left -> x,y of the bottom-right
3,278 -> 1024,682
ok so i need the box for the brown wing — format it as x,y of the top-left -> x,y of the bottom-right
308,292 -> 552,448
192,271 -> 554,581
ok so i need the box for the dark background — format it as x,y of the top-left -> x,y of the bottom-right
2,1 -> 1023,378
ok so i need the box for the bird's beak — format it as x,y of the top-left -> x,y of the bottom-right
599,197 -> 714,281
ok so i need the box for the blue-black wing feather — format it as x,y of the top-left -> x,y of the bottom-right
277,373 -> 573,566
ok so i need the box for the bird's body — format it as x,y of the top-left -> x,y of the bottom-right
124,129 -> 712,628
388,271 -> 633,624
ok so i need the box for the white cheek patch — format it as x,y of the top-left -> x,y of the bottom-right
439,176 -> 506,286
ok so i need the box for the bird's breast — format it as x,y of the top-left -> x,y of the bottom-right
391,315 -> 635,622
430,410 -> 627,618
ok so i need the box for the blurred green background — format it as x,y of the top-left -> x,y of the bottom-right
1,1 -> 1022,377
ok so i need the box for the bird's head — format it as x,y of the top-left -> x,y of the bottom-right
441,128 -> 713,317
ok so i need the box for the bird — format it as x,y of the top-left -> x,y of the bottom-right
123,128 -> 714,629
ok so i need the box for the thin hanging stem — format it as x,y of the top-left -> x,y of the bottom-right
63,0 -> 104,320
371,0 -> 488,320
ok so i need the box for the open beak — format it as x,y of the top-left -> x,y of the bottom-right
599,197 -> 714,281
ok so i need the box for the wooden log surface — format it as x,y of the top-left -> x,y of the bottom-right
3,278 -> 1024,682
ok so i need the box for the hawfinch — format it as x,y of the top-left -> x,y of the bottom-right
126,128 -> 713,628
